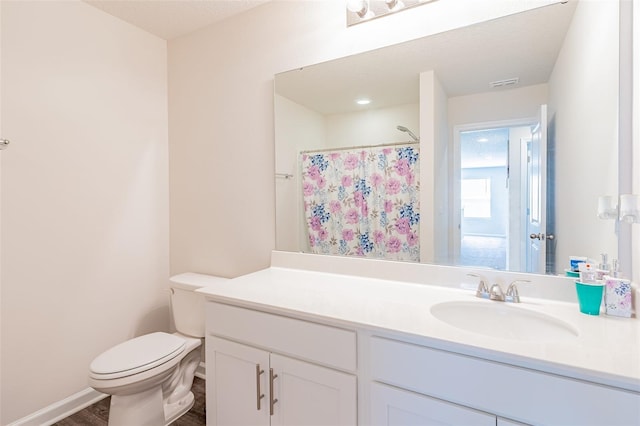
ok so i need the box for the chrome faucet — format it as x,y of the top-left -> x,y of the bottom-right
468,274 -> 530,303
504,280 -> 531,303
489,284 -> 505,301
467,273 -> 490,299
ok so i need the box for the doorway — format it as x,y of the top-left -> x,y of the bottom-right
453,120 -> 536,271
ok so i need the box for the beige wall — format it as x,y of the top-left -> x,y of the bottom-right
0,1 -> 169,423
168,0 -> 557,278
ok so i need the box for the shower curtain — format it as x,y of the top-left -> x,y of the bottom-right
301,144 -> 420,262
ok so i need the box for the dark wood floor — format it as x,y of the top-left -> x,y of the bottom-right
54,377 -> 205,426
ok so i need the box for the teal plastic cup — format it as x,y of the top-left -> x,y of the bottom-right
575,282 -> 604,315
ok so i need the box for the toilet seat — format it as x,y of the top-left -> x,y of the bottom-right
89,332 -> 186,380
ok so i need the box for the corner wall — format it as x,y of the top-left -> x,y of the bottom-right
0,2 -> 169,423
548,0 -> 619,270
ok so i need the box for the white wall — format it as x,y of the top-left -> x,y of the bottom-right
0,1 -> 169,424
274,95 -> 325,252
448,84 -> 548,126
168,0 -> 557,277
418,70 -> 449,264
434,75 -> 450,264
0,1 -> 4,422
325,103 -> 419,148
634,0 -> 640,284
548,0 -> 619,270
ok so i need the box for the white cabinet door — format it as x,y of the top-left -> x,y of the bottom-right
270,353 -> 357,426
206,337 -> 271,426
370,382 -> 495,426
207,337 -> 357,426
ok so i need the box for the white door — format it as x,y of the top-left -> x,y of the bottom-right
370,382 -> 496,426
525,104 -> 548,273
270,353 -> 357,426
206,337 -> 271,426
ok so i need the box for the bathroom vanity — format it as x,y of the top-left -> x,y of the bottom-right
198,253 -> 640,426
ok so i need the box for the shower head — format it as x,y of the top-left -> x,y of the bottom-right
396,125 -> 419,142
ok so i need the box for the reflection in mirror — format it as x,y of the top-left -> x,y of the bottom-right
275,0 -> 620,276
346,0 -> 435,27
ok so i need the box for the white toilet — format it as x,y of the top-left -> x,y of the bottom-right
88,273 -> 226,426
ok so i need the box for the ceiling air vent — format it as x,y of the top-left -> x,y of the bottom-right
489,77 -> 519,88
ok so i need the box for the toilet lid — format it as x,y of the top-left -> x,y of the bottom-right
90,332 -> 185,379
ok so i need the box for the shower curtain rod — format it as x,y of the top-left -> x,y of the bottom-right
300,140 -> 418,155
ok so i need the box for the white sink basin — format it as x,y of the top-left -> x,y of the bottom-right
430,301 -> 579,341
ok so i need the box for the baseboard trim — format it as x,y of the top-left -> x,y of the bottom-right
195,361 -> 206,380
7,387 -> 108,426
8,363 -> 207,426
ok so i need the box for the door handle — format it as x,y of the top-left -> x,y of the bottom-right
269,368 -> 278,416
530,233 -> 555,240
255,364 -> 265,410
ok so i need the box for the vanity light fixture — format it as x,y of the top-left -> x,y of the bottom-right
597,194 -> 640,224
346,0 -> 435,26
619,194 -> 640,224
597,195 -> 618,220
347,0 -> 375,20
385,0 -> 405,12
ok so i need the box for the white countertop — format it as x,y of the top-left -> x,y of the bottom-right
198,266 -> 640,392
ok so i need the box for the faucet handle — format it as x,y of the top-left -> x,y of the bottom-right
468,273 -> 489,299
476,280 -> 490,299
505,280 -> 530,303
489,284 -> 505,301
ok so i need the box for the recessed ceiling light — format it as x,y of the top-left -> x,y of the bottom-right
356,98 -> 371,105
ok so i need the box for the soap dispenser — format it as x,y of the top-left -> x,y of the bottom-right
596,253 -> 610,281
604,260 -> 633,318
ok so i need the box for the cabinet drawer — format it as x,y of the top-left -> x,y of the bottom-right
371,382 -> 495,426
207,302 -> 356,371
370,336 -> 640,425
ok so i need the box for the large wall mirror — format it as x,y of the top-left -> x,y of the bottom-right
275,0 -> 623,276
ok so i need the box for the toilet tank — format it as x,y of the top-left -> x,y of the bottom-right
169,272 -> 228,338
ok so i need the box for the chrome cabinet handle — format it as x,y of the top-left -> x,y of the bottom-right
269,368 -> 278,416
256,364 -> 265,410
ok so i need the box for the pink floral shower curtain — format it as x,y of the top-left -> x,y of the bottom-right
301,144 -> 420,262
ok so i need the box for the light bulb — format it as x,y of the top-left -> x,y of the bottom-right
385,0 -> 405,11
347,0 -> 366,13
347,0 -> 373,18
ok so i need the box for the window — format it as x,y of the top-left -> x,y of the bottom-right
461,178 -> 491,218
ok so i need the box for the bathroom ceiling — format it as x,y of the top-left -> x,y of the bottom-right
84,0 -> 271,40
